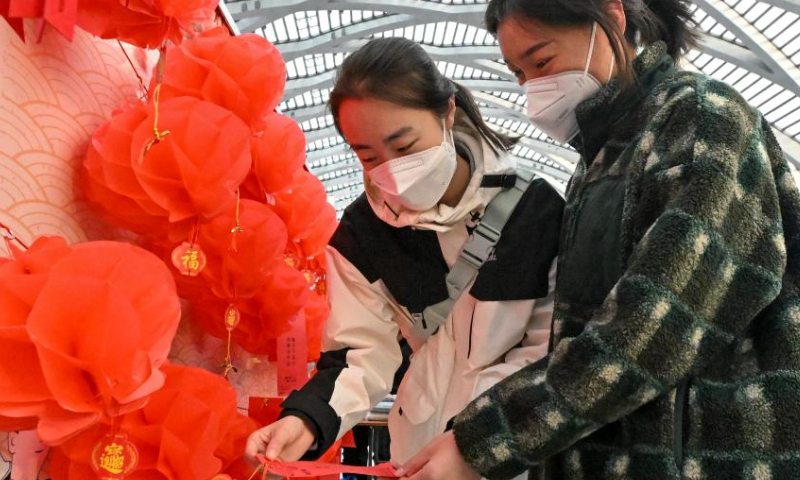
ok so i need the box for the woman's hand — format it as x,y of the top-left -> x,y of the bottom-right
244,415 -> 316,464
396,431 -> 481,480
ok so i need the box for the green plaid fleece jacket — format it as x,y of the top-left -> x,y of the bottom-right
452,42 -> 800,480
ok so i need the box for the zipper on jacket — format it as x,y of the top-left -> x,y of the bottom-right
467,308 -> 476,358
673,379 -> 689,471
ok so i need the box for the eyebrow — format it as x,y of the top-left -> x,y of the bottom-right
503,40 -> 553,66
350,126 -> 413,151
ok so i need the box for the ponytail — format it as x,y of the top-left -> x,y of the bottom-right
627,0 -> 698,59
452,82 -> 517,153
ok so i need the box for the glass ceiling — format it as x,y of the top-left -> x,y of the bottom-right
221,0 -> 800,216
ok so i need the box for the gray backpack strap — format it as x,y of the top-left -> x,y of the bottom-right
411,170 -> 535,339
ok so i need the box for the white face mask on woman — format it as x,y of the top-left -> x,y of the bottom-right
523,22 -> 615,144
366,120 -> 458,211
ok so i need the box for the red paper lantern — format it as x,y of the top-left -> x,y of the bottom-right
273,170 -> 338,257
82,104 -> 171,234
251,113 -> 307,194
0,237 -> 71,432
2,0 -> 78,42
130,96 -> 252,223
0,0 -> 25,40
49,364 -> 259,480
196,199 -> 288,300
188,259 -> 309,358
76,0 -> 217,49
239,171 -> 267,203
159,27 -> 286,127
24,241 -> 181,444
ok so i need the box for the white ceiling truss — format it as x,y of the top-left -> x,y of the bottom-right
222,0 -> 800,214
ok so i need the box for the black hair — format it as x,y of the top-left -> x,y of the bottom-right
485,0 -> 699,83
329,37 -> 516,154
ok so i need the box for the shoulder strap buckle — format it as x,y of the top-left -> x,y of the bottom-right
460,222 -> 501,269
414,169 -> 537,340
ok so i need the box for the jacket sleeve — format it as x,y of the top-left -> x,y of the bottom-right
471,259 -> 556,398
452,83 -> 789,479
281,245 -> 403,459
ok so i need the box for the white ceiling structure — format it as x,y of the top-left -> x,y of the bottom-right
221,0 -> 800,216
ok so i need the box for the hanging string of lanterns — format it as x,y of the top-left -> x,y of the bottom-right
1,3 -> 339,479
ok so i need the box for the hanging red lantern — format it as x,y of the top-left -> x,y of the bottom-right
24,241 -> 181,444
0,237 -> 71,433
82,104 -> 171,235
195,199 -> 288,300
49,364 -> 259,480
303,288 -> 329,363
251,112 -> 307,195
2,0 -> 78,42
187,259 -> 309,358
159,27 -> 286,127
76,0 -> 217,49
130,96 -> 252,223
273,170 -> 338,257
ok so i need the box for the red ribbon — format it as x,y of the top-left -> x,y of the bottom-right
257,455 -> 400,479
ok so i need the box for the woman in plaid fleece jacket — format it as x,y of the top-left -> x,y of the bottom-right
399,1 -> 800,479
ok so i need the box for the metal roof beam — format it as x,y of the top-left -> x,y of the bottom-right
283,61 -> 516,100
275,14 -> 414,60
695,32 -> 800,97
307,145 -> 353,162
310,159 -> 362,177
327,183 -> 365,199
320,172 -> 363,189
755,0 -> 800,12
228,0 -> 484,32
694,0 -> 800,97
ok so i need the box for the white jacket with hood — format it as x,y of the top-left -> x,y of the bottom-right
279,112 -> 564,473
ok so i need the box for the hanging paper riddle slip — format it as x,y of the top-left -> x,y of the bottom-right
256,455 -> 400,478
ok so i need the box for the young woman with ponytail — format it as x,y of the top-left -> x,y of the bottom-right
399,1 -> 800,480
244,37 -> 565,480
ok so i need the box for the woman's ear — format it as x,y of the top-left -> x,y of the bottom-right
607,0 -> 627,34
446,96 -> 457,130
